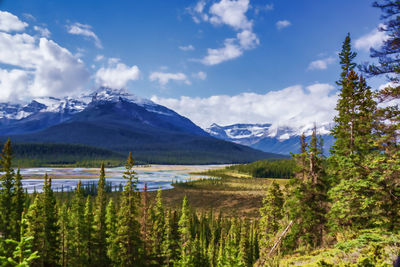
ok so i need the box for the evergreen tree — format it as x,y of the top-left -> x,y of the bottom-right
284,127 -> 328,251
69,180 -> 86,266
161,210 -> 179,266
25,195 -> 43,266
83,196 -> 95,266
362,0 -> 400,230
94,163 -> 108,266
150,188 -> 165,265
0,140 -> 15,240
41,175 -> 60,266
176,196 -> 194,266
328,35 -> 380,232
259,182 -> 284,258
116,152 -> 142,266
0,214 -> 39,266
12,168 -> 25,241
59,203 -> 70,267
105,199 -> 118,265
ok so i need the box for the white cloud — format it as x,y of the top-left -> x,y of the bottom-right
355,24 -> 388,51
94,54 -> 104,61
276,20 -> 291,30
34,26 -> 51,38
0,30 -> 90,101
0,11 -> 28,32
209,0 -> 252,31
179,45 -> 195,51
149,72 -> 191,87
151,83 -> 337,130
201,38 -> 243,65
237,30 -> 259,49
0,69 -> 31,102
308,57 -> 335,70
95,61 -> 140,89
67,22 -> 102,49
193,71 -> 207,80
189,0 -> 259,65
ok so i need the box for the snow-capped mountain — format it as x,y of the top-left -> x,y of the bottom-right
0,88 -> 282,164
207,123 -> 334,155
0,87 -> 160,122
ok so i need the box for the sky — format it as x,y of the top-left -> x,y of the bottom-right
0,0 -> 389,129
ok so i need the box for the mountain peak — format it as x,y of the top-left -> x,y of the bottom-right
88,87 -> 155,107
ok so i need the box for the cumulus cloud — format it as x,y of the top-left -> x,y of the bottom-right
95,60 -> 140,89
151,83 -> 338,130
0,22 -> 90,102
34,26 -> 51,37
355,24 -> 388,51
189,0 -> 259,65
0,11 -> 28,32
201,38 -> 243,65
94,54 -> 104,61
193,71 -> 207,80
149,72 -> 191,87
208,0 -> 252,30
179,45 -> 195,51
67,22 -> 102,48
276,20 -> 291,30
308,57 -> 335,70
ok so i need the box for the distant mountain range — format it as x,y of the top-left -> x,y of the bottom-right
0,88 -> 285,164
206,123 -> 334,155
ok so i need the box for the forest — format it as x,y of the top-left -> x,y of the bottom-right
0,1 -> 399,266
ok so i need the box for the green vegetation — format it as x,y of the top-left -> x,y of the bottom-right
0,2 -> 399,266
11,143 -> 126,167
227,159 -> 295,178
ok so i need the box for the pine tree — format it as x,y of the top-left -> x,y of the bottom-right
69,180 -> 86,266
25,195 -> 43,266
0,214 -> 39,266
259,182 -> 284,258
12,168 -> 25,241
161,210 -> 179,266
328,35 -> 381,232
105,199 -> 118,265
116,152 -> 142,266
0,140 -> 15,240
94,163 -> 108,266
361,0 -> 400,230
59,203 -> 70,267
41,175 -> 60,265
150,188 -> 165,264
176,196 -> 194,266
82,196 -> 95,266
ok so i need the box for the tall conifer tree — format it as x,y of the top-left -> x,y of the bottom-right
116,152 -> 142,266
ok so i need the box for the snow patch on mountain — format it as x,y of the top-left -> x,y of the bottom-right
0,87 -> 166,120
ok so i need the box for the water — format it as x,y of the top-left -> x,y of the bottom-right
18,165 -> 218,193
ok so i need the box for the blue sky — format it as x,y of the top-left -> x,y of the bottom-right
0,0 -> 388,128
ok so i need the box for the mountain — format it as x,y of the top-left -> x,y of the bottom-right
206,123 -> 334,155
0,88 -> 285,164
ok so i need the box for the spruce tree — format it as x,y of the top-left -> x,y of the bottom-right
12,168 -> 25,241
259,182 -> 284,258
25,195 -> 43,266
176,196 -> 194,266
116,152 -> 142,266
328,35 -> 381,232
150,188 -> 165,264
69,180 -> 86,266
362,0 -> 400,230
0,140 -> 15,240
94,163 -> 108,266
105,199 -> 118,265
83,196 -> 95,266
59,203 -> 70,267
41,175 -> 60,266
